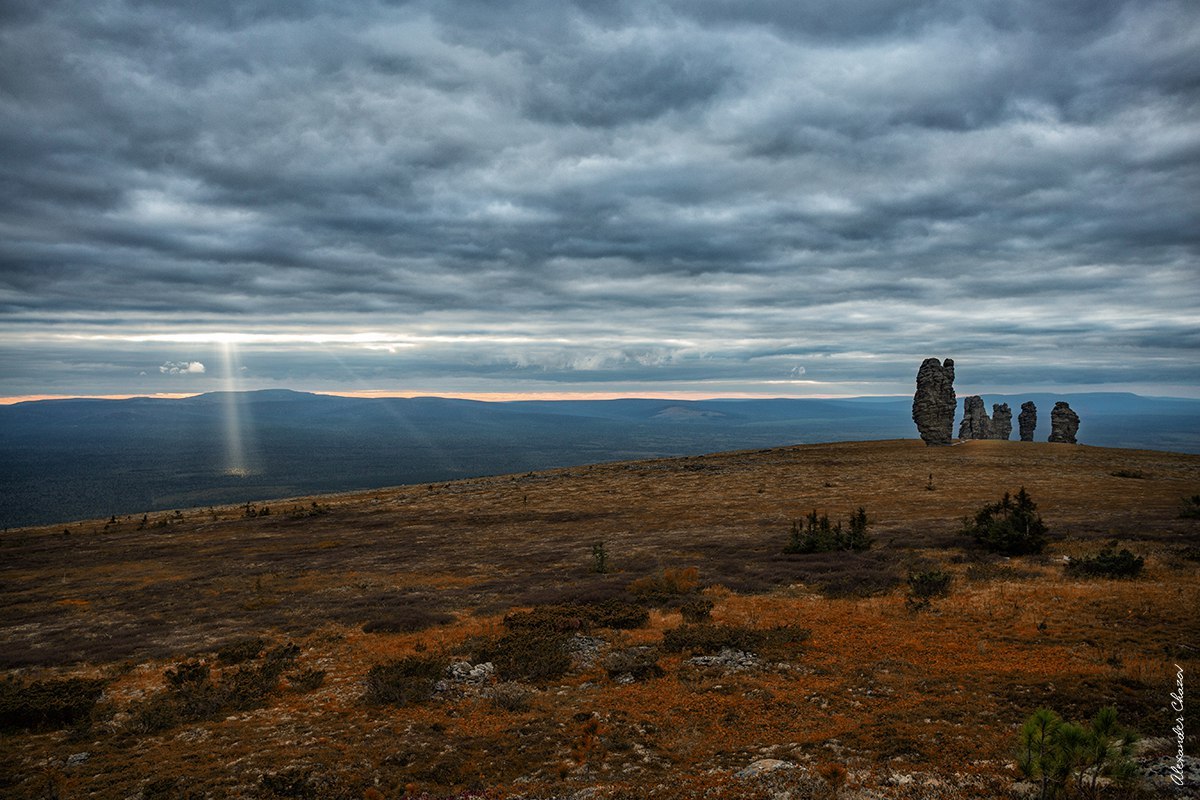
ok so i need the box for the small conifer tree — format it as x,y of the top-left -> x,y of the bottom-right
964,487 -> 1047,555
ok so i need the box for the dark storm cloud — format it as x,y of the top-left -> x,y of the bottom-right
0,0 -> 1197,397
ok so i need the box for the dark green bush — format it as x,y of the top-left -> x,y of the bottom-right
963,487 -> 1048,555
1018,706 -> 1138,800
591,541 -> 609,574
784,508 -> 872,553
1066,547 -> 1145,579
905,569 -> 953,612
0,677 -> 106,732
364,655 -> 448,706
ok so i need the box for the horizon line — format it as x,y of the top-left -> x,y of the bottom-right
1,388 -> 1192,406
0,389 -> 903,405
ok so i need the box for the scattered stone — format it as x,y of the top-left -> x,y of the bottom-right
1049,401 -> 1080,444
1019,401 -> 1037,441
912,358 -> 957,446
566,635 -> 606,670
991,403 -> 1012,440
437,661 -> 495,692
958,396 -> 993,440
685,648 -> 759,671
1141,754 -> 1200,795
66,752 -> 89,767
735,758 -> 796,778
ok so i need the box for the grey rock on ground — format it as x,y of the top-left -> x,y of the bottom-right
991,403 -> 1012,440
958,395 -> 993,440
1019,401 -> 1037,441
1049,401 -> 1080,444
912,358 -> 956,446
735,759 -> 796,778
435,661 -> 495,692
686,647 -> 760,671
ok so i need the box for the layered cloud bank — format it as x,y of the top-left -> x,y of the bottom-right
1,1 -> 1197,397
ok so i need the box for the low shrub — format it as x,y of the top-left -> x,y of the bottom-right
364,655 -> 448,706
1066,546 -> 1145,579
142,777 -> 206,800
504,600 -> 647,633
215,636 -> 265,665
786,550 -> 903,598
627,566 -> 701,603
477,630 -> 571,682
588,599 -> 651,629
604,647 -> 665,682
362,607 -> 455,633
905,569 -> 952,612
1180,495 -> 1200,519
488,681 -> 534,712
265,643 -> 301,664
132,643 -> 303,732
678,594 -> 714,623
287,668 -> 326,693
221,659 -> 287,712
661,624 -> 809,660
1109,470 -> 1146,479
258,768 -> 323,799
164,660 -> 209,689
963,487 -> 1048,555
0,676 -> 107,732
963,561 -> 1041,582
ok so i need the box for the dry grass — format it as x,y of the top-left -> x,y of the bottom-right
1,439 -> 1198,798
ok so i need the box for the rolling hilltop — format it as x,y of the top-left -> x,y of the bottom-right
3,389 -> 1199,528
1,439 -> 1198,798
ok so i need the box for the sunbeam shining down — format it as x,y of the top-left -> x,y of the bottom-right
218,340 -> 251,477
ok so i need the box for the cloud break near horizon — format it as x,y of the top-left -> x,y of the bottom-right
1,1 -> 1198,401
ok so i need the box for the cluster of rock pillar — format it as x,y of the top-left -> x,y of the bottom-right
912,357 -> 1080,445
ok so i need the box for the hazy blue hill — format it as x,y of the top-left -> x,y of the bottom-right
2,390 -> 1197,528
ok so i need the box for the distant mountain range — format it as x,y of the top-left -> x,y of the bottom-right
2,389 -> 1198,528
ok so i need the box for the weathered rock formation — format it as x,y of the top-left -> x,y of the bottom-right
912,358 -> 956,446
991,403 -> 1012,440
958,395 -> 993,440
1019,401 -> 1037,441
1049,401 -> 1080,444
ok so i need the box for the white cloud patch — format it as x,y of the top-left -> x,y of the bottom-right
159,361 -> 206,375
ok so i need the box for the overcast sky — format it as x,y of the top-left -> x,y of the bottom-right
1,0 -> 1197,400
